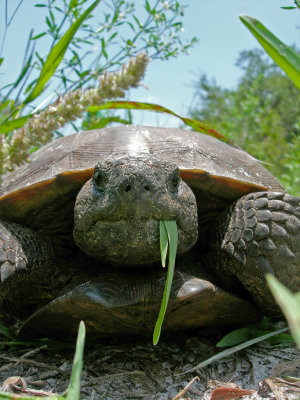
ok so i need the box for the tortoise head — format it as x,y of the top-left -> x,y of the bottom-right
73,155 -> 198,266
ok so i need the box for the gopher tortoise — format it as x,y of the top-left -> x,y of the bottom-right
0,125 -> 299,338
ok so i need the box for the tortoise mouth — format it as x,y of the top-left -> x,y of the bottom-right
74,218 -> 189,266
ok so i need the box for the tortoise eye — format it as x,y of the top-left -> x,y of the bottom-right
93,170 -> 105,192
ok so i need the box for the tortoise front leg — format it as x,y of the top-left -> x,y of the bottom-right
206,192 -> 300,316
0,221 -> 64,323
0,221 -> 56,283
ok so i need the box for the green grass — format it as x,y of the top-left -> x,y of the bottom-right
153,220 -> 178,345
0,321 -> 86,400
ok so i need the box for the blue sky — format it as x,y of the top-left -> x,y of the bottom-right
1,1 -> 300,128
134,0 -> 300,126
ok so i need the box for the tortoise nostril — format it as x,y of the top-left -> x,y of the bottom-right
144,185 -> 150,191
125,185 -> 131,192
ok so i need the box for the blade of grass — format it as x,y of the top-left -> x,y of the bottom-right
153,221 -> 178,345
165,221 -> 178,270
177,327 -> 288,375
217,326 -> 293,347
159,220 -> 168,268
24,0 -> 102,104
0,393 -> 64,399
266,274 -> 300,349
0,115 -> 30,134
65,321 -> 86,400
0,323 -> 85,399
82,116 -> 131,130
88,101 -> 234,145
240,15 -> 300,89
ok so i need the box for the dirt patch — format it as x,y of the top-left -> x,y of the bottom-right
0,329 -> 299,399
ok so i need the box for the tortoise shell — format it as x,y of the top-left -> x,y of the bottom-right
0,125 -> 283,233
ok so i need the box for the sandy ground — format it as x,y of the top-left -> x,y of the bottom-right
0,327 -> 299,400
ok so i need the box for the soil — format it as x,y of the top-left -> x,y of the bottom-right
0,325 -> 299,400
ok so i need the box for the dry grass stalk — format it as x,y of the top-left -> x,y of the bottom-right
0,52 -> 149,175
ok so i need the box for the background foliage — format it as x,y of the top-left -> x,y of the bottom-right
189,49 -> 300,196
0,0 -> 196,129
1,1 -> 300,199
0,0 -> 196,176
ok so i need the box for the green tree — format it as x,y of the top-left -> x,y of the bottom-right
189,49 -> 300,196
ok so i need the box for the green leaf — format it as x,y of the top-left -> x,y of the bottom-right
159,221 -> 168,268
88,101 -> 233,144
66,321 -> 86,400
45,16 -> 53,30
217,328 -> 251,347
0,100 -> 10,111
266,274 -> 300,349
0,58 -> 3,67
0,115 -> 30,134
217,326 -> 293,347
178,327 -> 289,375
69,0 -> 79,10
267,333 -> 293,345
31,32 -> 47,40
240,15 -> 300,89
49,10 -> 55,24
24,0 -> 102,104
82,115 -> 130,129
145,0 -> 152,13
153,221 -> 178,345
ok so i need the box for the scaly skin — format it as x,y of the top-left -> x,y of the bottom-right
0,221 -> 55,282
205,191 -> 300,316
0,221 -> 59,322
